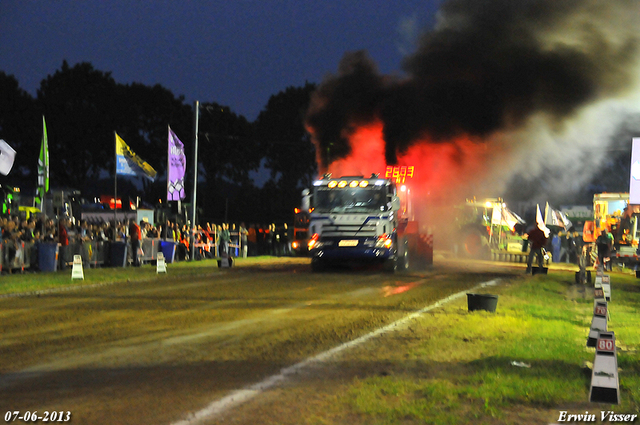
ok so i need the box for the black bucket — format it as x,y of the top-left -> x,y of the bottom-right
531,267 -> 548,275
467,293 -> 499,313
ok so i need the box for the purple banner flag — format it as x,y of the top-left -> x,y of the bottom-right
167,127 -> 186,201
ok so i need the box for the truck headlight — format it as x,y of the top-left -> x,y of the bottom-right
308,233 -> 320,250
375,234 -> 393,249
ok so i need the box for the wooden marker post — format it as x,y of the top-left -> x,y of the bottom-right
587,301 -> 608,348
71,255 -> 84,280
589,331 -> 620,404
157,252 -> 167,273
601,275 -> 611,302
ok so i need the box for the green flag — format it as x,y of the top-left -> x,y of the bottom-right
35,116 -> 49,211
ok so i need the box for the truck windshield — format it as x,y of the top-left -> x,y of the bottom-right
314,186 -> 387,213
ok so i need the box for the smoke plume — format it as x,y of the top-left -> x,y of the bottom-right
306,0 -> 640,214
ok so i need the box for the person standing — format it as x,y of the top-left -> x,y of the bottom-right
559,231 -> 573,263
596,229 -> 611,271
607,230 -> 615,271
58,217 -> 69,270
551,231 -> 561,263
129,219 -> 142,266
239,222 -> 249,258
264,224 -> 273,256
525,224 -> 548,274
247,224 -> 257,256
257,225 -> 265,255
219,223 -> 231,258
280,223 -> 290,256
571,230 -> 581,265
230,223 -> 239,257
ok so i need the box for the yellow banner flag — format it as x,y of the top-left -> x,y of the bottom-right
115,133 -> 157,181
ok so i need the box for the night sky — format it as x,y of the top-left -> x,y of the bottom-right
1,0 -> 441,121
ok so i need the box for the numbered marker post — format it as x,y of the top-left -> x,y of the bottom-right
71,254 -> 84,280
156,252 -> 167,273
589,331 -> 620,404
601,275 -> 611,301
587,301 -> 608,347
594,282 -> 606,301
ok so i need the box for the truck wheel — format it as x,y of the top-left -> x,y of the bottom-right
398,240 -> 410,271
463,231 -> 490,259
311,258 -> 324,272
383,256 -> 397,273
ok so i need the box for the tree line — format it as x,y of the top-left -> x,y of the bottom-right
0,61 -> 318,224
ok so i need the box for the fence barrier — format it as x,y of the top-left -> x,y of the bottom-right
0,233 -> 289,273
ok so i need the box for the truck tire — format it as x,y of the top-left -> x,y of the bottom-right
311,258 -> 325,272
398,240 -> 410,271
463,230 -> 490,259
383,256 -> 397,273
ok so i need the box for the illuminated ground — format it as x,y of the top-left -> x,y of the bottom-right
0,257 -> 521,424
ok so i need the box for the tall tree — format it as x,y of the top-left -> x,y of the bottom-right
0,72 -> 38,182
36,61 -> 119,190
197,102 -> 260,221
254,83 -> 317,217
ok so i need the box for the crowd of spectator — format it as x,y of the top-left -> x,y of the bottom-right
0,214 -> 294,273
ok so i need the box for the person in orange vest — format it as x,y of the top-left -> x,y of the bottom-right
247,224 -> 257,256
181,224 -> 190,259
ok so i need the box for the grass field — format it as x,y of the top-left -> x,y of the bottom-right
0,256 -> 290,296
318,270 -> 639,424
208,265 -> 640,425
2,258 -> 639,424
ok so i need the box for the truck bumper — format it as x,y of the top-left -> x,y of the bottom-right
311,247 -> 393,263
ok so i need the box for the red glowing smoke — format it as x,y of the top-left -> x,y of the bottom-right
306,0 -> 640,212
320,120 -> 495,206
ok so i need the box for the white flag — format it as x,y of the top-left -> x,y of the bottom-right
0,139 -> 16,176
536,204 -> 551,237
544,202 -> 572,229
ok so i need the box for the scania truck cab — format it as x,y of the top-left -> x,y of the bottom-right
306,174 -> 414,272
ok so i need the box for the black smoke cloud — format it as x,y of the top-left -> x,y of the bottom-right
306,0 -> 640,170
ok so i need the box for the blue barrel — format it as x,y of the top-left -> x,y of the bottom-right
110,241 -> 128,267
38,243 -> 59,272
160,241 -> 176,263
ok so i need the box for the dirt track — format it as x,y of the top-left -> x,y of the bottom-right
0,257 -> 517,424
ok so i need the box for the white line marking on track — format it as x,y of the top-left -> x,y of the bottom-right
170,278 -> 500,425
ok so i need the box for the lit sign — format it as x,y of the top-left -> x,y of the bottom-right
385,166 -> 415,184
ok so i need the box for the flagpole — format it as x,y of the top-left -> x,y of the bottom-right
544,202 -> 549,225
42,116 -> 47,224
167,124 -> 170,205
190,101 -> 199,261
35,115 -> 49,222
114,131 -> 118,241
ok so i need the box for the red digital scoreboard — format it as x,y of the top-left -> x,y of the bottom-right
385,166 -> 415,184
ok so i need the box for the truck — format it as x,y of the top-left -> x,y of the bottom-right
291,206 -> 311,256
305,174 -> 432,272
456,198 -> 526,261
582,192 -> 640,273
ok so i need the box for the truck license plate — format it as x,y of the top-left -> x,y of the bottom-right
339,240 -> 358,247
